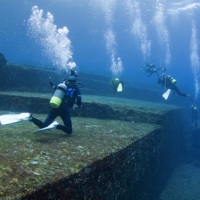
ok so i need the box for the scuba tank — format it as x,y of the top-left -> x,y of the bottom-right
49,83 -> 67,108
169,76 -> 176,84
165,75 -> 176,84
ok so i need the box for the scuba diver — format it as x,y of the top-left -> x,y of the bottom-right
140,63 -> 192,100
157,73 -> 190,99
29,69 -> 82,134
110,78 -> 124,94
191,103 -> 198,127
140,63 -> 166,77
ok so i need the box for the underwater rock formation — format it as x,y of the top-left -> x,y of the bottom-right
0,52 -> 7,67
0,93 -> 186,200
0,63 -> 164,103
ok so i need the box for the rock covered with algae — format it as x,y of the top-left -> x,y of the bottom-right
0,94 -> 185,200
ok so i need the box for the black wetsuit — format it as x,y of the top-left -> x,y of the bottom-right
141,64 -> 166,77
141,64 -> 157,76
30,82 -> 82,134
158,75 -> 188,97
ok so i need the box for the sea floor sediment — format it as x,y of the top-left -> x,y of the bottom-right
159,162 -> 200,200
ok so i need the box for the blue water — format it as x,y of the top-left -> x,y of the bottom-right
0,0 -> 200,100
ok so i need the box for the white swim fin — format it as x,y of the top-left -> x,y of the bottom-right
117,83 -> 123,92
162,89 -> 171,100
0,113 -> 31,125
34,121 -> 59,133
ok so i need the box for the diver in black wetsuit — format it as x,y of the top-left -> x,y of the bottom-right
140,63 -> 166,77
29,70 -> 82,134
110,78 -> 124,94
158,74 -> 190,97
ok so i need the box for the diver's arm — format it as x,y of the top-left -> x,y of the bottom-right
76,87 -> 82,107
49,77 -> 56,89
49,81 -> 55,88
49,81 -> 56,90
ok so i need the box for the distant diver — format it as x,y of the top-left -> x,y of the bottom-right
29,69 -> 82,133
140,63 -> 166,77
158,73 -> 191,100
191,103 -> 198,127
110,78 -> 124,94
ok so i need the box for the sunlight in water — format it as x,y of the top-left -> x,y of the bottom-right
27,6 -> 76,71
25,1 -> 200,97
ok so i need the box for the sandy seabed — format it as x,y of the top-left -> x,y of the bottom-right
159,162 -> 200,200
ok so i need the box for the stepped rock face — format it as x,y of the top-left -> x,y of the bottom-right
0,93 -> 186,200
0,53 -> 160,102
0,63 -> 163,102
0,52 -> 7,67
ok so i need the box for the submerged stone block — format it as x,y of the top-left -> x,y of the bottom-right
0,93 -> 186,200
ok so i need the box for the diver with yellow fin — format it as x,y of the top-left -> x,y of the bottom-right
29,69 -> 82,133
110,78 -> 124,94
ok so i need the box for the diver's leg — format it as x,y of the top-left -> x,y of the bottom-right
43,109 -> 58,127
30,117 -> 45,129
30,109 -> 58,128
57,108 -> 72,134
173,86 -> 187,97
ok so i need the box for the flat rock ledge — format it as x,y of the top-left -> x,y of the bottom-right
0,92 -> 185,200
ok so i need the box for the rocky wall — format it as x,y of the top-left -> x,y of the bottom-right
19,109 -> 185,200
0,64 -> 163,102
0,92 -> 164,125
